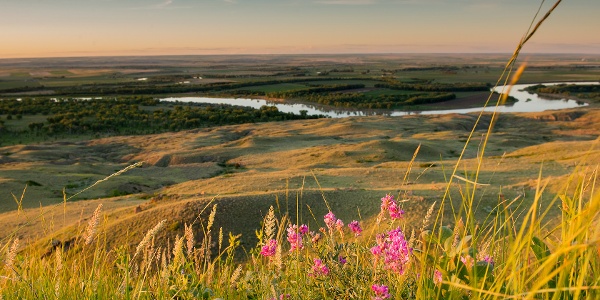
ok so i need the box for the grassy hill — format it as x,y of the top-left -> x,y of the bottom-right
0,102 -> 598,299
1,107 -> 598,248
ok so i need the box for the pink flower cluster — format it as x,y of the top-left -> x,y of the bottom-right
324,211 -> 337,231
434,269 -> 443,286
260,239 -> 277,257
309,258 -> 330,277
371,284 -> 390,300
336,219 -> 344,231
324,211 -> 346,236
287,224 -> 308,252
481,254 -> 494,265
370,227 -> 411,274
348,220 -> 362,236
380,194 -> 404,220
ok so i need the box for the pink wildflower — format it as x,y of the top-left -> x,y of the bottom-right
324,211 -> 337,231
310,258 -> 329,276
287,224 -> 304,252
338,256 -> 347,265
336,219 -> 344,230
371,284 -> 390,300
370,245 -> 383,256
299,224 -> 309,235
380,194 -> 404,220
371,227 -> 411,274
434,269 -> 442,286
348,220 -> 363,236
388,202 -> 405,219
481,255 -> 494,265
380,194 -> 394,212
260,239 -> 277,257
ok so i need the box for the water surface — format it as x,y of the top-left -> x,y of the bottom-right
162,82 -> 598,118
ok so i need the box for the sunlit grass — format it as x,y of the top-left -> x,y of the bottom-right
3,0 -> 599,299
0,159 -> 598,299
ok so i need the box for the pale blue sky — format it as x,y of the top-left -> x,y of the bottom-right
0,0 -> 598,58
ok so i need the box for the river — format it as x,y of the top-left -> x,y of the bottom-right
162,82 -> 598,118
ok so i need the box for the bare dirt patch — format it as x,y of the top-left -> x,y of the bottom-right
67,69 -> 114,75
29,71 -> 53,77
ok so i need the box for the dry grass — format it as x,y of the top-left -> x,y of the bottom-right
1,108 -> 598,254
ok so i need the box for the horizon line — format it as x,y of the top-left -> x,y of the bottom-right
2,51 -> 600,61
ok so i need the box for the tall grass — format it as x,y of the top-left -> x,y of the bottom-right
3,0 -> 600,298
0,165 -> 598,299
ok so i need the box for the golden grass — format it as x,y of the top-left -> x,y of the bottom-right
1,108 -> 599,250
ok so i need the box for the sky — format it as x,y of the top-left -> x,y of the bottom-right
1,0 -> 599,58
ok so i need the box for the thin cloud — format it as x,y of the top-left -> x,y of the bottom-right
128,0 -> 193,10
155,0 -> 174,9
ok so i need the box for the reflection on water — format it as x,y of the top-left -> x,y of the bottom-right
162,82 -> 597,118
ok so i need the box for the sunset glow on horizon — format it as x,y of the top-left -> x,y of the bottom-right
1,0 -> 599,59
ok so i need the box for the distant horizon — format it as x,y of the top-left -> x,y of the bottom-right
2,51 -> 600,61
2,0 -> 599,60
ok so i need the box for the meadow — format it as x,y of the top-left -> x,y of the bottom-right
1,102 -> 599,298
1,2 -> 600,298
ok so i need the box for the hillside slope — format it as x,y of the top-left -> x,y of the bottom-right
0,108 -> 598,251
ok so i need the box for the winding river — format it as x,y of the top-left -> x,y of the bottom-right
162,82 -> 598,118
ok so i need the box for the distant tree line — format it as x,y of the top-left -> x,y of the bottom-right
0,77 -> 493,112
375,82 -> 491,92
525,84 -> 600,102
525,84 -> 600,94
0,77 -> 368,96
0,97 -> 324,139
302,92 -> 456,109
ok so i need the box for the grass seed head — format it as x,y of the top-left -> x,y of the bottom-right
184,223 -> 194,256
83,204 -> 103,245
218,227 -> 223,253
421,201 -> 436,232
5,238 -> 19,272
134,219 -> 167,260
54,248 -> 63,274
263,206 -> 276,243
207,204 -> 218,233
172,235 -> 185,266
230,264 -> 242,287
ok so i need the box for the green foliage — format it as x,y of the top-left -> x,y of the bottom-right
0,179 -> 598,299
525,84 -> 600,102
375,80 -> 491,92
0,96 -> 324,144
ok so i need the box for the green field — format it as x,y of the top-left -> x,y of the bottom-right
2,54 -> 598,103
232,83 -> 310,93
